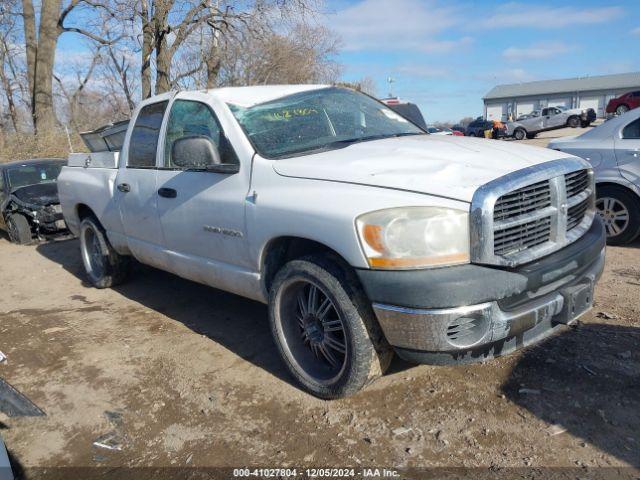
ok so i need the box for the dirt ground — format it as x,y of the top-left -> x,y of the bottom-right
0,129 -> 639,479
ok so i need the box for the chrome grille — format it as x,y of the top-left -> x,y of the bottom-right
494,217 -> 552,256
470,159 -> 596,267
567,198 -> 590,231
565,170 -> 590,199
493,180 -> 551,222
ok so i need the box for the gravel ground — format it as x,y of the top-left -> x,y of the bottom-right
0,128 -> 638,479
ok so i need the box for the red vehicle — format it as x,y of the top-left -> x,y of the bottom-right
606,91 -> 640,116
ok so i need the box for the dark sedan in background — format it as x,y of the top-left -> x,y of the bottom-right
0,158 -> 67,244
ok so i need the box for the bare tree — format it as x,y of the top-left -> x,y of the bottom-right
53,45 -> 102,130
17,0 -> 119,132
0,1 -> 27,131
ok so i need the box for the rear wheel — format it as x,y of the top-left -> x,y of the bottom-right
6,213 -> 32,244
269,254 -> 392,399
596,185 -> 640,245
616,104 -> 629,115
513,128 -> 526,141
79,216 -> 130,288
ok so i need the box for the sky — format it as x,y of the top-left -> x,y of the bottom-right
324,0 -> 640,123
55,0 -> 640,124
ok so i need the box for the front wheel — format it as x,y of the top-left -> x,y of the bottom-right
596,185 -> 640,245
6,213 -> 33,244
269,255 -> 391,399
568,116 -> 581,128
79,216 -> 130,288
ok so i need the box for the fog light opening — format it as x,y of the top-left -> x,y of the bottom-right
446,314 -> 489,348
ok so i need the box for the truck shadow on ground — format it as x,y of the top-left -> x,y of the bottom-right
35,238 -> 412,390
501,322 -> 640,467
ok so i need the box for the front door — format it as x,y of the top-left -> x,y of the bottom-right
155,95 -> 251,292
615,116 -> 640,185
117,100 -> 168,267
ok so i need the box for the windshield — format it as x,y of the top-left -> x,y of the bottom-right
7,163 -> 63,189
228,87 -> 425,158
556,106 -> 568,111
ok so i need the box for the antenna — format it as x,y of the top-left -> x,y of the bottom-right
387,76 -> 395,98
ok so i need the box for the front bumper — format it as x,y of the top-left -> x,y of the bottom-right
358,217 -> 606,364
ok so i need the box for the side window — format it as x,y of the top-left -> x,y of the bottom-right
622,118 -> 640,139
128,101 -> 168,168
164,100 -> 238,168
542,108 -> 549,116
0,172 -> 4,192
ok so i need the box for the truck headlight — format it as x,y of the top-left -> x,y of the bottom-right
356,207 -> 470,269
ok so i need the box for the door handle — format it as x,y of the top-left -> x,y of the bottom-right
158,187 -> 177,198
629,150 -> 640,158
117,183 -> 130,193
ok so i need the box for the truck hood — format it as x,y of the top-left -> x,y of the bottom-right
272,135 -> 571,202
11,182 -> 60,207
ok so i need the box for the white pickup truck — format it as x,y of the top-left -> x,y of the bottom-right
58,85 -> 606,399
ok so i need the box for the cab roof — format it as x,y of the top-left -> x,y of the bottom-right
206,84 -> 330,108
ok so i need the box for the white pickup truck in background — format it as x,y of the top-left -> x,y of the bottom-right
58,85 -> 606,398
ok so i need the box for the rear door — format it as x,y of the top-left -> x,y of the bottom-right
154,93 -> 252,289
116,99 -> 169,267
615,116 -> 640,186
542,107 -> 563,129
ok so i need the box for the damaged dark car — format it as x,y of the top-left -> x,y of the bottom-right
0,158 -> 67,244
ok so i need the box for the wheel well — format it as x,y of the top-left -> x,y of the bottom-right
76,204 -> 95,221
596,182 -> 640,199
262,237 -> 350,294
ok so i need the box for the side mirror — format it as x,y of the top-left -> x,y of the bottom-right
172,135 -> 222,169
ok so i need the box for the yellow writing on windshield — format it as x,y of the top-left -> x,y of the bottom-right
270,108 -> 319,120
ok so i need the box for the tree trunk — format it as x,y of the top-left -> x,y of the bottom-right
205,27 -> 221,89
32,0 -> 61,133
140,0 -> 153,99
0,39 -> 19,131
21,0 -> 37,125
0,67 -> 18,132
154,4 -> 171,95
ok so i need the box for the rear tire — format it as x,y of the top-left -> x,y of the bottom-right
6,213 -> 32,244
269,254 -> 392,399
568,116 -> 580,128
79,216 -> 130,288
616,104 -> 629,115
513,128 -> 526,141
596,185 -> 640,245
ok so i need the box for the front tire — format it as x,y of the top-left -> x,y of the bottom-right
6,213 -> 33,244
79,216 -> 130,288
269,255 -> 392,399
568,116 -> 581,128
596,185 -> 640,245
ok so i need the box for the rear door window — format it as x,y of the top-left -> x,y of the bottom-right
128,101 -> 168,168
